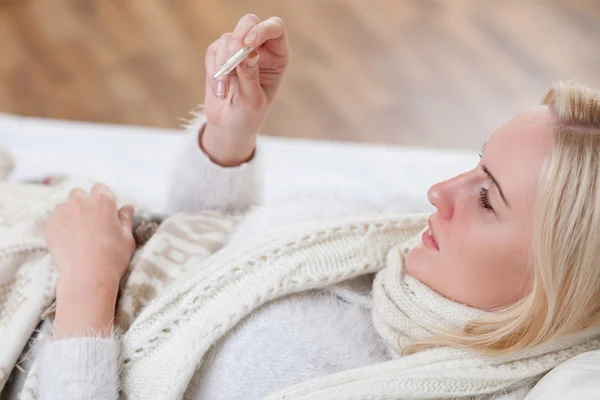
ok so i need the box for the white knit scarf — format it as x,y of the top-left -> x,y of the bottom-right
372,237 -> 486,352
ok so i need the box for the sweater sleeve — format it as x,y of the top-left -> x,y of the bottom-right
38,336 -> 120,400
166,110 -> 262,213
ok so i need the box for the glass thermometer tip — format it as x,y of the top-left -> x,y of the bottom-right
212,46 -> 255,80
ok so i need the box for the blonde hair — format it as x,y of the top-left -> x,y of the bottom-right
406,81 -> 600,356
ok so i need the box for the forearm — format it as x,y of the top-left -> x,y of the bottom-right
38,272 -> 121,398
167,109 -> 263,213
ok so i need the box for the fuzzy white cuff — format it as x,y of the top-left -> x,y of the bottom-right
166,109 -> 262,213
38,334 -> 120,400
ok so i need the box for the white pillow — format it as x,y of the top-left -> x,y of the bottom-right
526,350 -> 600,399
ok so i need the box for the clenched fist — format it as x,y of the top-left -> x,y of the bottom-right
44,183 -> 135,337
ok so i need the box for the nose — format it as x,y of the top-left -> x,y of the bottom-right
427,173 -> 465,219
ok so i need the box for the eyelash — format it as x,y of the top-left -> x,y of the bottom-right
478,186 -> 493,211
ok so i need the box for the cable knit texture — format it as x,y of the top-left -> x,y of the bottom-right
116,210 -> 427,397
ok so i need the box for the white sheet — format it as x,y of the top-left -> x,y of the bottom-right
525,350 -> 600,400
3,112 -> 599,397
0,113 -> 478,212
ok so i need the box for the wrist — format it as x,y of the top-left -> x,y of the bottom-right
200,123 -> 257,167
54,276 -> 120,338
57,270 -> 120,298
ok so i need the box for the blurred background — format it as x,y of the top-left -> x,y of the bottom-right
0,0 -> 598,149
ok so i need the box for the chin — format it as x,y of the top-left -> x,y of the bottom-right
404,246 -> 422,276
404,246 -> 448,300
404,245 -> 431,281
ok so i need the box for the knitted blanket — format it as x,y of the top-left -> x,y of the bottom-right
0,177 -> 239,397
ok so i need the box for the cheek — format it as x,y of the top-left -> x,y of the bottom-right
406,219 -> 533,309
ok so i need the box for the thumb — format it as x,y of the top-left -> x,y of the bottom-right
235,50 -> 261,95
118,205 -> 135,232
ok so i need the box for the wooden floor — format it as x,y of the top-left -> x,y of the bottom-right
0,0 -> 599,149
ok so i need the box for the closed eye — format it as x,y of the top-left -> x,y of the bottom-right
478,185 -> 493,211
481,165 -> 510,208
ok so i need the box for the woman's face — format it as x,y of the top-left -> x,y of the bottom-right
406,106 -> 554,310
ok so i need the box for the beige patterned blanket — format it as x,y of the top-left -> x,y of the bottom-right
0,177 -> 239,397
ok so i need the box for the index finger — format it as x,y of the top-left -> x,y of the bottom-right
229,14 -> 261,53
243,17 -> 288,58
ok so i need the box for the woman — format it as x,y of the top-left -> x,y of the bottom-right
38,14 -> 600,400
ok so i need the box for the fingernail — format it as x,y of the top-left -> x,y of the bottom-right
246,53 -> 260,68
244,32 -> 257,45
216,81 -> 226,98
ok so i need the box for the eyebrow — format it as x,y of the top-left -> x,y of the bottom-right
481,165 -> 511,208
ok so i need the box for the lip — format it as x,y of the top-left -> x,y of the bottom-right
421,217 -> 440,250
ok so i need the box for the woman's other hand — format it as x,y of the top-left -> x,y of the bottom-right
44,183 -> 136,337
202,14 -> 290,167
